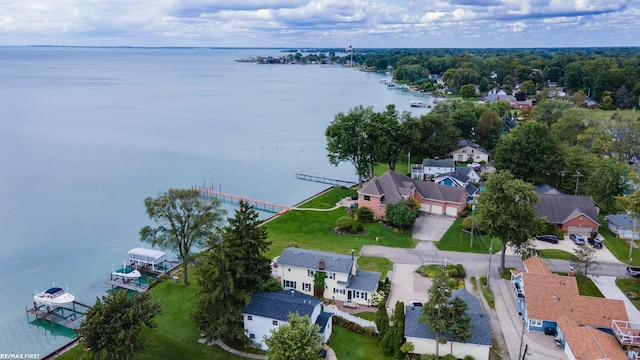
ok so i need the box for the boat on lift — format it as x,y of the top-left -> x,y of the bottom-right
111,264 -> 141,280
34,285 -> 75,307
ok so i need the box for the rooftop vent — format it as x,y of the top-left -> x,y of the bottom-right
319,259 -> 325,270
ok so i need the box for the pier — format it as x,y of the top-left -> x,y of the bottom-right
193,185 -> 290,214
26,301 -> 90,330
295,173 -> 357,187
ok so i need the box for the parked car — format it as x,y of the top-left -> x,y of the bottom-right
569,233 -> 585,245
536,234 -> 559,244
410,301 -> 423,307
627,266 -> 640,278
588,237 -> 603,249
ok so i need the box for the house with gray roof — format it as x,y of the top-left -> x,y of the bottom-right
411,158 -> 455,180
274,248 -> 380,307
358,170 -> 466,219
434,167 -> 481,202
243,290 -> 333,350
534,193 -> 599,235
404,289 -> 492,360
605,213 -> 640,240
448,140 -> 491,164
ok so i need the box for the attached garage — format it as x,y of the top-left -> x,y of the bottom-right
567,225 -> 593,236
420,203 -> 431,213
431,205 -> 443,215
446,206 -> 458,217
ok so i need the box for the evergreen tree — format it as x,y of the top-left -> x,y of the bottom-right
375,297 -> 390,337
420,273 -> 451,358
448,295 -> 473,354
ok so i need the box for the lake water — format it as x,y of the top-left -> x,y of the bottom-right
0,47 -> 434,355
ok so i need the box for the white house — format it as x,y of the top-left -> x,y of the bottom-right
404,289 -> 492,360
605,213 -> 640,240
411,158 -> 455,180
242,290 -> 333,350
448,140 -> 490,164
274,248 -> 380,307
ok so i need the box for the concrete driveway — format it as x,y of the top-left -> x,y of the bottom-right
506,235 -> 620,263
412,214 -> 456,241
386,263 -> 432,311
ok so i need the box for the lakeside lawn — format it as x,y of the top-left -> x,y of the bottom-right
329,325 -> 392,360
599,214 -> 640,266
436,218 -> 501,254
264,188 -> 417,260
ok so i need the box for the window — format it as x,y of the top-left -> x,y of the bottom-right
327,272 -> 335,280
247,315 -> 253,321
303,283 -> 311,292
364,195 -> 370,201
308,269 -> 315,277
272,320 -> 278,326
284,280 -> 296,289
531,319 -> 543,327
249,334 -> 255,339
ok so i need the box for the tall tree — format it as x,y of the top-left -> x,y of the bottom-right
140,188 -> 225,285
367,104 -> 409,172
326,105 -> 376,186
420,273 -> 450,358
571,246 -> 600,281
451,107 -> 478,141
264,312 -> 322,360
79,290 -> 162,360
448,295 -> 473,354
585,158 -> 630,212
476,171 -> 545,273
415,113 -> 461,158
531,99 -> 574,126
493,121 -> 561,184
476,109 -> 501,152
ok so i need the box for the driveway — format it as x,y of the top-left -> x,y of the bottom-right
506,235 -> 620,263
386,263 -> 432,311
589,275 -> 640,322
412,213 -> 456,241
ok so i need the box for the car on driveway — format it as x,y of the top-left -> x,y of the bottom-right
588,237 -> 603,249
570,233 -> 585,245
536,234 -> 559,244
627,266 -> 640,278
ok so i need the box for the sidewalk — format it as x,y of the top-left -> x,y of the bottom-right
589,275 -> 640,322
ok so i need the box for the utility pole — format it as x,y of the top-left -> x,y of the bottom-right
487,238 -> 494,287
470,204 -> 476,247
574,171 -> 583,195
518,319 -> 526,360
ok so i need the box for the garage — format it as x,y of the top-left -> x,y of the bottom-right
567,225 -> 593,236
445,206 -> 458,217
420,203 -> 431,213
431,205 -> 443,215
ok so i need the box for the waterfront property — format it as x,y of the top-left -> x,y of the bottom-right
273,248 -> 380,307
242,290 -> 333,350
411,158 -> 455,180
358,170 -> 466,219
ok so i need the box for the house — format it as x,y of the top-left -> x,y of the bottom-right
556,316 -> 628,360
534,184 -> 564,195
358,170 -> 466,218
411,158 -> 455,180
434,167 -> 481,202
485,88 -> 514,103
605,213 -> 640,239
448,140 -> 490,164
242,290 -> 333,350
534,193 -> 599,235
404,289 -> 492,360
274,248 -> 380,307
510,256 -> 629,360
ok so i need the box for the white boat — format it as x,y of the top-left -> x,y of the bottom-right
34,286 -> 75,307
111,265 -> 141,280
410,100 -> 427,107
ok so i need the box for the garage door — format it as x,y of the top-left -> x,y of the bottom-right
431,205 -> 443,215
445,206 -> 458,217
567,226 -> 592,236
420,203 -> 431,213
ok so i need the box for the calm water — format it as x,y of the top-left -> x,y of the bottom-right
0,47 -> 434,355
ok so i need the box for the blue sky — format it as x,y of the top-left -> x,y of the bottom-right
0,0 -> 638,48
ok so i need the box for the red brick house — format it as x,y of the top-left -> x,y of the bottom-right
534,194 -> 599,235
357,171 -> 466,219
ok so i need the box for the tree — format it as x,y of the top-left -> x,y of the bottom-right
380,325 -> 403,358
476,171 -> 545,273
585,158 -> 630,212
451,108 -> 478,141
493,121 -> 561,184
571,246 -> 600,281
420,273 -> 450,358
79,290 -> 161,360
264,312 -> 322,360
140,188 -> 225,285
386,200 -> 420,230
448,295 -> 473,354
520,80 -> 536,95
459,84 -> 477,99
375,297 -> 390,337
476,109 -> 501,151
313,270 -> 326,298
326,105 -> 376,186
531,99 -> 574,126
415,113 -> 461,158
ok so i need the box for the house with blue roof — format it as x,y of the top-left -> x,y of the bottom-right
404,289 -> 492,360
434,167 -> 481,202
242,290 -> 333,350
274,247 -> 380,307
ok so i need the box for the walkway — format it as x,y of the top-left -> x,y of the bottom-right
589,275 -> 640,322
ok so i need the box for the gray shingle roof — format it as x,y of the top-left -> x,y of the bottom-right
243,290 -> 320,321
422,158 -> 455,168
535,184 -> 564,195
347,270 -> 381,292
605,213 -> 637,228
456,140 -> 489,155
315,312 -> 333,334
359,171 -> 466,205
435,170 -> 470,184
534,194 -> 599,225
277,248 -> 355,274
451,289 -> 482,314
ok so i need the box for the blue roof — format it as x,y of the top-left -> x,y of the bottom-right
315,312 -> 333,334
243,290 -> 321,321
347,270 -> 381,292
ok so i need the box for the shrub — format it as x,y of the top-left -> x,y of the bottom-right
428,272 -> 436,278
441,355 -> 458,360
480,274 -> 488,286
386,200 -> 420,230
336,216 -> 353,230
447,278 -> 458,289
332,316 -> 376,336
447,268 -> 459,278
284,241 -> 299,248
464,356 -> 476,360
356,207 -> 374,223
349,226 -> 358,234
462,216 -> 473,230
457,279 -> 465,289
456,264 -> 466,278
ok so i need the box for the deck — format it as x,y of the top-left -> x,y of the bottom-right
612,320 -> 640,346
26,301 -> 90,330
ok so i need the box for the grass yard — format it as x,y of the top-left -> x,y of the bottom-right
357,255 -> 393,279
537,249 -> 576,261
599,214 -> 640,266
329,325 -> 392,360
437,218 -> 502,254
56,281 -> 244,360
354,311 -> 377,321
264,188 -> 416,259
616,278 -> 640,310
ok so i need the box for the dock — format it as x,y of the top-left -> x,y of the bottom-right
295,173 -> 357,187
26,301 -> 90,330
105,261 -> 182,293
193,185 -> 290,214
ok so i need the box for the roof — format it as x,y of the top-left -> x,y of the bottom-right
315,312 -> 333,334
359,171 -> 465,205
347,270 -> 381,292
435,170 -> 469,184
128,247 -> 167,264
523,256 -> 553,275
243,290 -> 321,321
534,184 -> 564,195
455,167 -> 478,179
421,158 -> 455,168
605,213 -> 637,229
404,304 -> 491,346
454,140 -> 490,155
534,194 -> 599,226
277,248 -> 354,274
557,315 -> 627,360
451,288 -> 483,314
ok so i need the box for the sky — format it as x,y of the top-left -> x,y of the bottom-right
0,0 -> 638,48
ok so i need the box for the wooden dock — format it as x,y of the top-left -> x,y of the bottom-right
26,301 -> 90,330
193,186 -> 290,214
295,173 -> 357,187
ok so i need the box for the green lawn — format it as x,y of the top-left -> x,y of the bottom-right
56,281 -> 244,360
354,311 -> 377,321
616,278 -> 640,310
329,325 -> 392,360
357,256 -> 393,280
436,218 -> 501,253
537,249 -> 576,261
599,214 -> 640,266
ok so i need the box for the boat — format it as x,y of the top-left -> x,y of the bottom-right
410,100 -> 427,107
34,286 -> 75,307
111,264 -> 141,280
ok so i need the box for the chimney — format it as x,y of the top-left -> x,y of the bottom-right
319,259 -> 325,270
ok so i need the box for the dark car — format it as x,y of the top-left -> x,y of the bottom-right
588,237 -> 603,249
536,235 -> 559,244
569,233 -> 585,245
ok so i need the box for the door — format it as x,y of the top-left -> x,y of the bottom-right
347,290 -> 352,301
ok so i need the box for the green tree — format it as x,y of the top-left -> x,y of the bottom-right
451,108 -> 478,141
420,273 -> 450,358
448,295 -> 473,354
571,245 -> 600,281
476,171 -> 545,273
531,99 -> 574,126
550,108 -> 590,146
493,121 -> 561,184
386,200 -> 420,230
368,104 -> 414,172
584,158 -> 629,212
520,80 -> 536,95
313,271 -> 326,298
476,109 -> 501,151
380,325 -> 403,358
376,297 -> 390,337
460,84 -> 477,99
79,290 -> 161,360
140,188 -> 225,285
264,312 -> 322,360
415,113 -> 461,158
